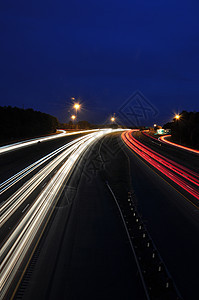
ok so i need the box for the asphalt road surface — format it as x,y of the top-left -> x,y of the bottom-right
2,130 -> 199,299
0,131 -> 92,251
138,131 -> 199,172
1,130 -> 120,299
14,132 -> 146,300
0,131 -> 88,184
121,131 -> 199,299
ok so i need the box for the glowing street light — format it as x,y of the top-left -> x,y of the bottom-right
175,114 -> 180,120
71,115 -> 76,129
154,124 -> 157,127
174,114 -> 182,143
73,103 -> 80,123
111,117 -> 115,122
74,103 -> 80,110
73,103 -> 80,129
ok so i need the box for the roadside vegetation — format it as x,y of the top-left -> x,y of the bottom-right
0,106 -> 59,144
163,111 -> 199,148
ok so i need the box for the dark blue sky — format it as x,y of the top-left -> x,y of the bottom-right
0,0 -> 199,126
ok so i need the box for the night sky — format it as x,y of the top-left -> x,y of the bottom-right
1,1 -> 199,126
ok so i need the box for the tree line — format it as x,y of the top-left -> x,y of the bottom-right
60,120 -> 124,130
0,106 -> 59,143
163,111 -> 199,148
60,120 -> 92,130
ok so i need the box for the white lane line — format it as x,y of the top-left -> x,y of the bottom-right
106,181 -> 150,300
22,204 -> 29,213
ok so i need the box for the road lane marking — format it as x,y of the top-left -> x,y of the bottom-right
22,204 -> 29,213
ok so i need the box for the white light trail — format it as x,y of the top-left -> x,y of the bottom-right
0,134 -> 97,227
0,129 -> 97,155
0,134 -> 94,195
0,129 -> 124,299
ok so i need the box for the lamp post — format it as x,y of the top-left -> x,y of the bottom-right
110,115 -> 116,128
73,103 -> 80,116
71,115 -> 76,129
174,114 -> 181,143
73,103 -> 80,129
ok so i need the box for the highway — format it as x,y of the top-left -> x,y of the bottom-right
0,130 -> 96,185
9,130 -> 181,300
1,129 -> 199,299
16,132 -> 148,300
159,134 -> 199,155
121,130 -> 199,299
0,129 -> 97,155
139,131 -> 199,173
0,129 -> 125,299
16,134 -> 146,299
122,130 -> 199,202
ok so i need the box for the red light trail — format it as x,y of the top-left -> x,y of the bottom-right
159,135 -> 199,155
122,130 -> 199,201
142,131 -> 158,141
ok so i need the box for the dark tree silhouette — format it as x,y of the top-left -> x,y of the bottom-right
77,121 -> 91,129
0,106 -> 59,143
163,111 -> 199,148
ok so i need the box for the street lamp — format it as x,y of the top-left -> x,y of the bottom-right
174,114 -> 181,143
73,103 -> 80,129
111,117 -> 115,122
71,115 -> 76,129
73,103 -> 80,116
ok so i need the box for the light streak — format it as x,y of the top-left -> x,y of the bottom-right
0,134 -> 99,226
159,135 -> 199,155
142,131 -> 159,141
0,129 -> 124,298
0,129 -> 98,155
122,130 -> 199,200
0,135 -> 93,195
